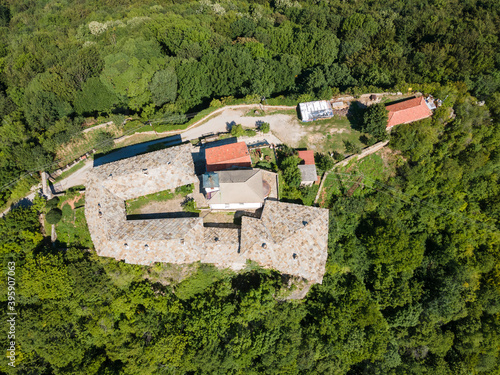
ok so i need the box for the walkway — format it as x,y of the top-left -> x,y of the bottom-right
314,140 -> 390,204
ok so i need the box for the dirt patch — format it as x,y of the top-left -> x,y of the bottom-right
329,128 -> 348,134
307,133 -> 326,148
203,211 -> 235,224
61,193 -> 84,210
134,197 -> 185,215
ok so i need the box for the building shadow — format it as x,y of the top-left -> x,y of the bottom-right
94,134 -> 183,167
126,211 -> 199,220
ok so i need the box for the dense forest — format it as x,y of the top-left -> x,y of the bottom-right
0,0 -> 500,205
0,0 -> 500,374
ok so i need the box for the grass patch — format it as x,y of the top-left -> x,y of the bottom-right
123,120 -> 151,134
299,115 -> 367,154
126,184 -> 194,215
251,147 -> 276,166
318,152 -> 395,207
56,194 -> 93,248
54,160 -> 86,183
244,108 -> 297,117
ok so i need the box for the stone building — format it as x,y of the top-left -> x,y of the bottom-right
85,143 -> 329,283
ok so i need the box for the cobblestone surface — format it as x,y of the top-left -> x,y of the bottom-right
85,143 -> 328,283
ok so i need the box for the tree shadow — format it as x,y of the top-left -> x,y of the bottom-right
347,101 -> 366,131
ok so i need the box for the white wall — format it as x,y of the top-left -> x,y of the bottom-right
210,202 -> 263,210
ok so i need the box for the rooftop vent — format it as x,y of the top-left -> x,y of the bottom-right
144,244 -> 149,250
293,253 -> 298,260
98,211 -> 103,218
262,243 -> 267,249
302,220 -> 308,227
180,239 -> 185,245
214,237 -> 219,242
142,168 -> 148,175
124,243 -> 129,249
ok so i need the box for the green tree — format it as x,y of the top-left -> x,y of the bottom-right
315,152 -> 335,172
73,77 -> 118,115
260,122 -> 270,133
46,196 -> 60,210
149,67 -> 177,107
230,124 -> 245,137
281,156 -> 301,188
46,208 -> 62,224
362,103 -> 389,140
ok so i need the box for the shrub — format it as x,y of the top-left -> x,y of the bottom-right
182,197 -> 197,213
343,140 -> 361,154
175,184 -> 194,196
230,124 -> 244,137
244,129 -> 257,137
260,122 -> 270,133
46,196 -> 60,210
46,208 -> 62,224
94,131 -> 114,153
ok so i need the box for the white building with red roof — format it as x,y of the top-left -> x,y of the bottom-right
297,150 -> 318,186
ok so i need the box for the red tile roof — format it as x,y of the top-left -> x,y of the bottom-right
205,142 -> 251,168
386,97 -> 433,129
298,150 -> 315,165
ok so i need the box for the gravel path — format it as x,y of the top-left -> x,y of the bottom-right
181,107 -> 305,147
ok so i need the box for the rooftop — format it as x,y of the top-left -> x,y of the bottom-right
205,141 -> 251,166
202,172 -> 219,190
208,169 -> 266,205
85,143 -> 328,283
299,100 -> 334,122
298,164 -> 318,183
386,96 -> 433,129
240,200 -> 329,283
298,150 -> 315,165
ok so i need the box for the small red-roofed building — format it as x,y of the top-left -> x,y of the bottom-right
298,150 -> 315,165
205,142 -> 252,172
297,150 -> 317,186
386,96 -> 433,129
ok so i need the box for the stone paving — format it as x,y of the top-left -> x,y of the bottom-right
85,143 -> 329,283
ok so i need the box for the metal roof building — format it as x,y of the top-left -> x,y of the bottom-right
299,100 -> 334,122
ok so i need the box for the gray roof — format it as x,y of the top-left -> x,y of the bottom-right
85,144 -> 204,264
202,172 -> 219,189
208,169 -> 265,205
240,200 -> 329,283
85,145 -> 328,284
298,164 -> 317,182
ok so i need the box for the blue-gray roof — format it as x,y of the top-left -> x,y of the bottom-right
202,172 -> 219,189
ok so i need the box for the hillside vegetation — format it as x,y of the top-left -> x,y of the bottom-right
1,0 -> 500,205
0,1 -> 500,374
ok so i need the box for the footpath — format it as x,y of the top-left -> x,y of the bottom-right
1,97 -> 396,217
314,140 -> 390,204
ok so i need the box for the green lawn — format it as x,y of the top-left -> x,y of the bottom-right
251,147 -> 276,166
318,152 -> 396,207
299,115 -> 367,154
125,184 -> 194,215
56,194 -> 93,248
